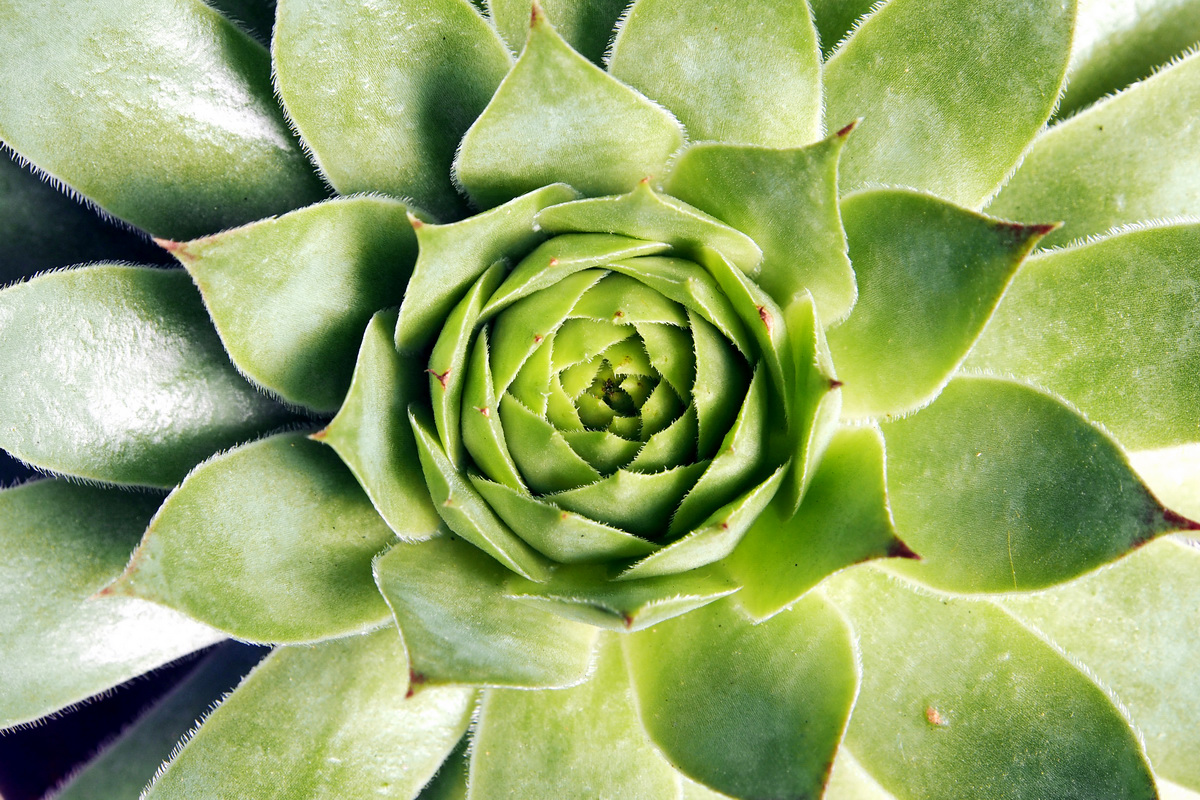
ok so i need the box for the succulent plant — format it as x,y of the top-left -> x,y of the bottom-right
2,0 -> 1200,797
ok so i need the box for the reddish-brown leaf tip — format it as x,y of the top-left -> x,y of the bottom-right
309,429 -> 329,441
829,379 -> 845,390
407,670 -> 428,698
887,538 -> 921,560
1162,507 -> 1200,532
427,368 -> 450,389
835,119 -> 861,138
530,0 -> 545,27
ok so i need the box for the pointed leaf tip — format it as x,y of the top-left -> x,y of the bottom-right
1161,507 -> 1200,533
887,538 -> 921,560
530,1 -> 545,28
836,119 -> 861,138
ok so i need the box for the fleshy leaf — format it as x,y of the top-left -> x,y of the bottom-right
608,0 -> 821,146
1130,444 -> 1200,521
728,426 -> 910,621
824,0 -> 1074,207
489,0 -> 630,65
54,643 -> 264,800
625,595 -> 857,800
823,565 -> 1158,800
375,534 -> 597,688
274,0 -> 511,220
316,310 -> 440,540
454,6 -> 684,209
550,462 -> 707,539
417,737 -> 470,800
828,190 -> 1052,419
965,223 -> 1200,451
1057,0 -> 1200,117
470,636 -> 681,800
0,265 -> 290,488
809,0 -> 878,58
0,0 -> 326,239
1001,538 -> 1200,791
145,629 -> 474,799
824,746 -> 897,800
0,480 -> 223,729
0,148 -> 168,277
411,409 -> 552,581
108,433 -> 395,643
882,376 -> 1196,592
169,196 -> 419,412
506,564 -> 738,632
665,130 -> 855,321
396,184 -> 578,352
989,52 -> 1200,248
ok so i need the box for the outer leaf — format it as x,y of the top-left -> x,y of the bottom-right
317,310 -> 440,540
1130,444 -> 1200,521
823,565 -> 1158,800
53,643 -> 264,800
824,0 -> 1074,207
989,52 -> 1200,248
965,223 -> 1200,451
728,426 -> 911,621
625,595 -> 858,800
665,130 -> 855,321
395,184 -> 578,352
0,149 -> 167,278
454,6 -> 684,209
608,0 -> 821,147
375,534 -> 597,689
1057,0 -> 1200,118
828,190 -> 1052,419
489,0 -> 629,64
108,433 -> 395,643
145,629 -> 474,800
0,480 -> 223,729
0,0 -> 326,239
825,747 -> 897,800
0,265 -> 289,488
882,377 -> 1195,592
274,0 -> 511,220
169,196 -> 419,412
1001,539 -> 1200,791
470,636 -> 681,800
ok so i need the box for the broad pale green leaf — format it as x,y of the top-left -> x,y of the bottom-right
0,265 -> 290,488
828,190 -> 1052,419
411,409 -> 552,581
1130,443 -> 1200,521
809,0 -> 879,57
882,377 -> 1195,592
54,643 -> 264,800
0,0 -> 326,239
625,595 -> 858,800
108,433 -> 395,643
489,0 -> 630,64
317,310 -> 440,540
145,629 -> 474,800
1000,538 -> 1200,791
0,149 -> 167,279
0,480 -> 223,729
824,0 -> 1074,207
608,0 -> 821,146
455,7 -> 684,208
169,196 -> 419,412
823,566 -> 1158,800
506,564 -> 738,631
825,747 -> 897,800
1163,780 -> 1200,800
470,636 -> 681,800
550,462 -> 707,539
728,426 -> 912,621
417,737 -> 470,800
275,0 -> 511,220
965,223 -> 1200,451
989,53 -> 1200,248
665,130 -> 855,321
375,534 -> 597,688
1057,0 -> 1200,118
396,184 -> 577,352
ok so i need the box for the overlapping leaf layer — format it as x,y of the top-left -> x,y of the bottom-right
1,0 -> 1199,798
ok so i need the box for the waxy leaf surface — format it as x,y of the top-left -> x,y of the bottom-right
489,0 -> 629,64
626,595 -> 857,800
0,265 -> 289,488
173,196 -> 420,412
275,0 -> 511,220
146,629 -> 474,800
0,480 -> 223,729
111,433 -> 395,643
0,0 -> 326,239
883,377 -> 1189,592
824,566 -> 1158,800
609,0 -> 822,147
824,0 -> 1074,207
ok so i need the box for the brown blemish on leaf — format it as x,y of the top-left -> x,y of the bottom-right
406,670 -> 428,698
829,379 -> 844,390
534,334 -> 544,344
622,613 -> 635,629
925,707 -> 947,727
757,305 -> 773,333
549,257 -> 560,267
475,406 -> 491,417
427,368 -> 450,389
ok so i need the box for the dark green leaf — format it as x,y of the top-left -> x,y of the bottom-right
489,0 -> 630,65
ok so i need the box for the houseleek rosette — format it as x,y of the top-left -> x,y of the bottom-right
2,0 -> 1200,798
